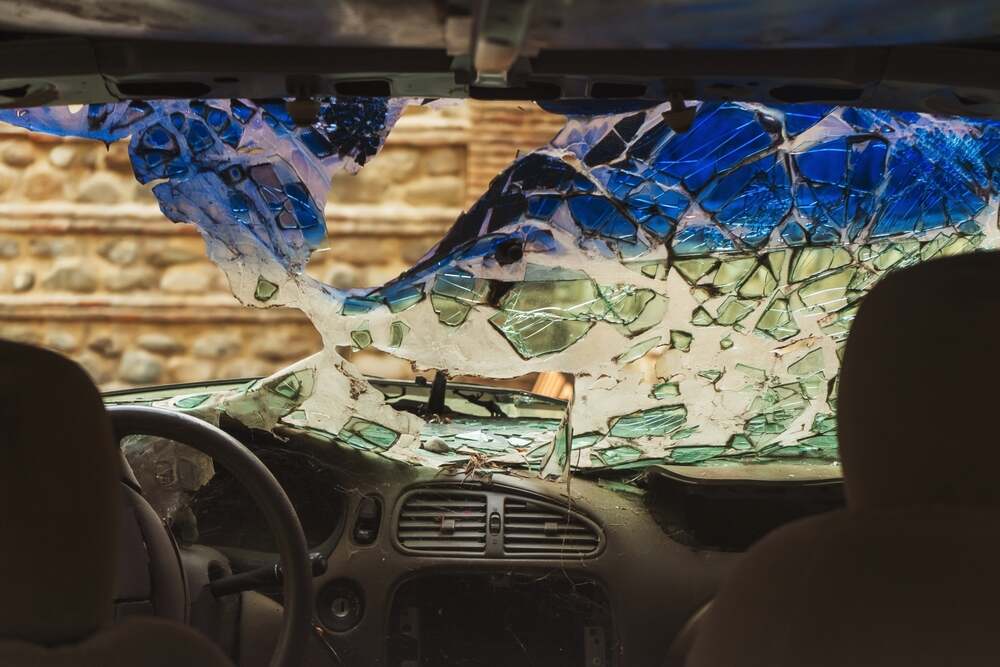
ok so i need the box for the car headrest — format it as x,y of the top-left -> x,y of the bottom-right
0,341 -> 120,645
839,251 -> 1000,510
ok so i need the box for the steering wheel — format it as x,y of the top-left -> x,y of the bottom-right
109,405 -> 314,667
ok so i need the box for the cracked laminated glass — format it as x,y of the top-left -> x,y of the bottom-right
8,99 -> 1000,481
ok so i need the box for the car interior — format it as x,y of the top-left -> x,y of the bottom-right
2,2 -> 1000,667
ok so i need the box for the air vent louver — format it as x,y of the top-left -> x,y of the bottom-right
503,497 -> 601,557
396,490 -> 487,556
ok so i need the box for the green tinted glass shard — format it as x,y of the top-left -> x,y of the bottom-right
692,306 -> 714,326
670,446 -> 726,463
175,393 -> 210,409
788,349 -> 824,376
342,296 -> 381,316
720,335 -> 734,350
572,433 -> 603,449
765,250 -> 788,280
431,268 -> 489,304
338,417 -> 399,450
385,285 -> 424,313
801,376 -> 826,399
622,292 -> 667,335
592,445 -> 644,466
755,297 -> 799,340
856,245 -> 876,263
698,369 -> 723,383
795,434 -> 839,455
500,279 -> 601,321
692,287 -> 714,303
389,320 -> 409,348
651,381 -> 680,399
599,285 -> 656,324
941,235 -> 974,257
671,426 -> 699,440
635,261 -> 667,279
609,404 -> 688,438
523,263 -> 589,281
737,263 -> 777,298
847,268 -> 877,292
350,326 -> 372,350
745,409 -> 800,436
254,276 -> 279,302
489,311 -> 594,359
712,257 -> 757,292
673,258 -> 718,285
431,294 -> 473,326
798,267 -> 856,312
736,363 -> 767,382
267,370 -> 315,402
920,234 -> 951,261
873,244 -> 906,270
670,330 -> 693,352
728,433 -> 753,450
715,297 -> 755,326
616,336 -> 661,364
811,413 -> 837,434
789,247 -> 851,283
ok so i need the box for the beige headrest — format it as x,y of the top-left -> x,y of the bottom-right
0,341 -> 120,645
839,251 -> 1000,509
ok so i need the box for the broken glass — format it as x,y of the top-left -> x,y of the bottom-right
10,100 -> 1000,479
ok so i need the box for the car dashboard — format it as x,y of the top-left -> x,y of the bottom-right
116,382 -> 842,667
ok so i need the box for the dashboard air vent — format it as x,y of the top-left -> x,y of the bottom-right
396,490 -> 487,556
503,497 -> 601,557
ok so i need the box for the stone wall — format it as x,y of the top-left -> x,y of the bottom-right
0,101 -> 563,390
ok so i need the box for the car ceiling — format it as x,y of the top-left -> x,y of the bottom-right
0,0 -> 999,117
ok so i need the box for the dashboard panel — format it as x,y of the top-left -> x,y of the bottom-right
123,422 -> 841,667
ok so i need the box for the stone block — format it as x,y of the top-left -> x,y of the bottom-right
119,349 -> 164,384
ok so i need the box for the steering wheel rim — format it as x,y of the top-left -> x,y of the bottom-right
109,405 -> 313,667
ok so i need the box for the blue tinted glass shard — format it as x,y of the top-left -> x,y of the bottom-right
583,130 -> 627,167
780,221 -> 808,245
510,153 -> 576,191
184,119 -> 216,154
628,119 -> 671,162
606,168 -> 644,199
228,192 -> 253,227
229,99 -> 256,124
641,215 -> 674,238
781,103 -> 832,136
300,129 -> 335,158
672,224 -> 736,255
654,103 -> 775,191
700,153 -> 791,246
526,195 -> 561,220
571,173 -> 596,193
111,101 -> 154,132
615,113 -> 646,142
567,194 -> 637,243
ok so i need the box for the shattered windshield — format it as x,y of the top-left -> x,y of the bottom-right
5,99 -> 999,480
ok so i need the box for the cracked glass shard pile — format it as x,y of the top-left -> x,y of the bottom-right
5,100 -> 1000,479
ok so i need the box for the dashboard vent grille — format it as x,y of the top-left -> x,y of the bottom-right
503,498 -> 601,557
396,490 -> 487,556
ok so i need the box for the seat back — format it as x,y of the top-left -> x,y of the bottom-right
0,341 -> 230,666
687,252 -> 1000,667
